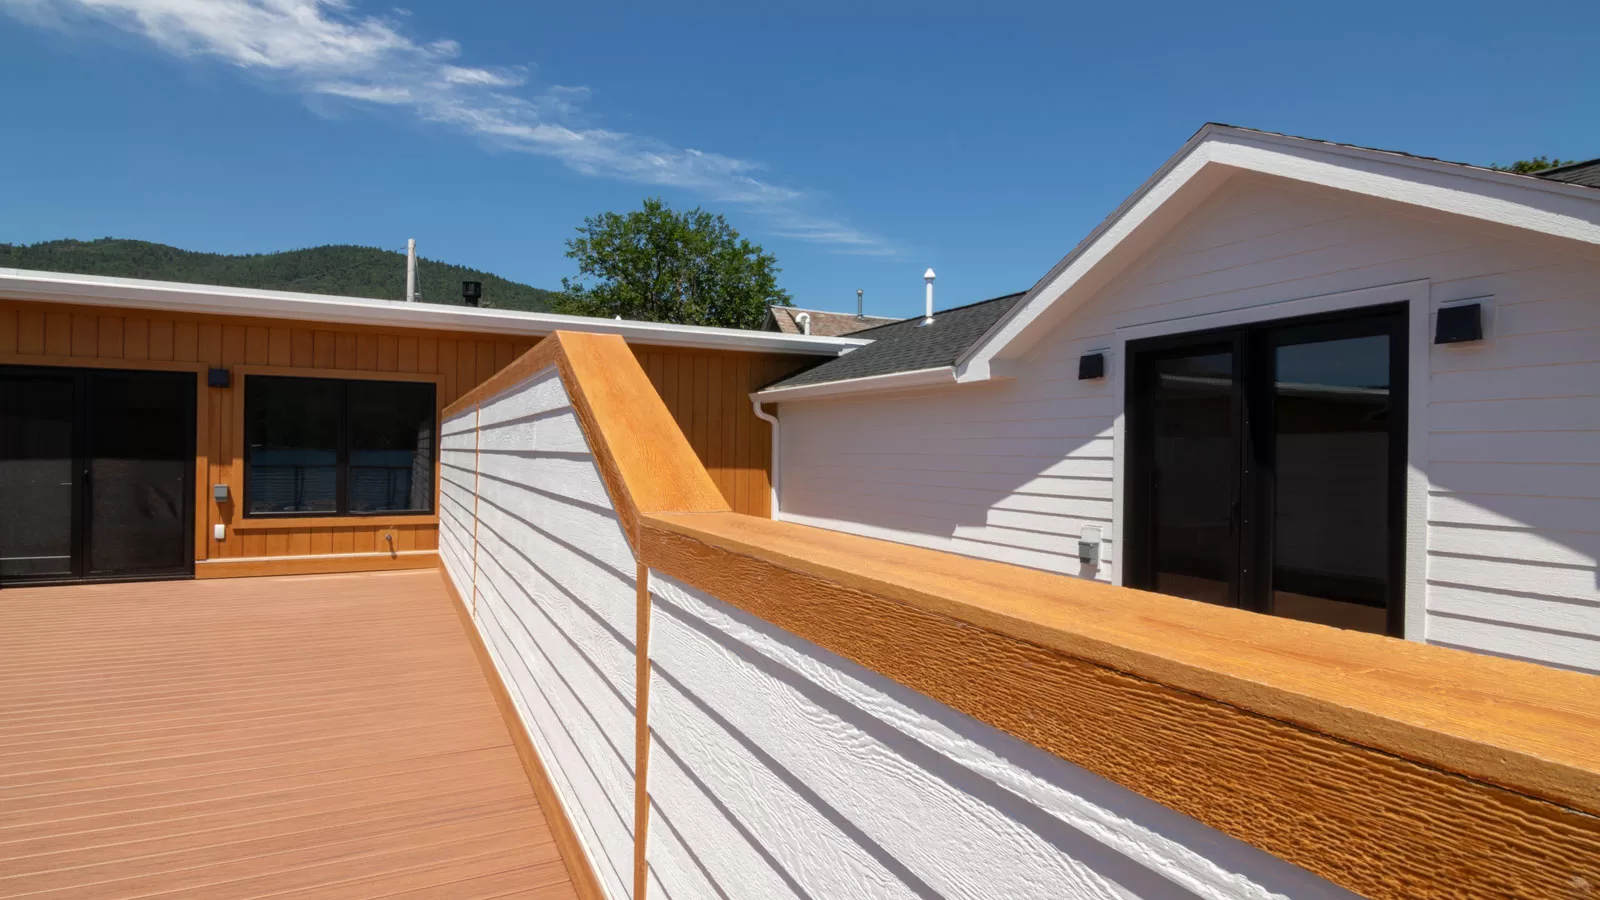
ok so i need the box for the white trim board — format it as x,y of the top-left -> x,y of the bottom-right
1108,280 -> 1431,642
0,268 -> 869,356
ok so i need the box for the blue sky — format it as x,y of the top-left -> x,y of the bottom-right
2,1 -> 1596,320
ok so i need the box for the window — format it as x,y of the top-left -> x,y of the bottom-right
1125,304 -> 1407,636
245,376 -> 436,517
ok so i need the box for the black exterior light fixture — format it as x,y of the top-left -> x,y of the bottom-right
1435,302 -> 1483,345
1078,352 -> 1106,380
461,281 -> 483,308
207,368 -> 231,388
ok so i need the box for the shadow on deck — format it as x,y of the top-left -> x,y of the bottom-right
0,570 -> 579,900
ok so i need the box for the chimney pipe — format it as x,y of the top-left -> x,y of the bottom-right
922,269 -> 936,325
794,311 -> 812,335
405,239 -> 418,302
856,289 -> 864,319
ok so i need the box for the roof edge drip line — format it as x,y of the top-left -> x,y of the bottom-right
0,269 -> 869,356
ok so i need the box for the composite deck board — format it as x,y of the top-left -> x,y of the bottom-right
0,570 -> 579,900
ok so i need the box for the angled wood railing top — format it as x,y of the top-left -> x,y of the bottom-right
445,330 -> 729,546
457,330 -> 1600,900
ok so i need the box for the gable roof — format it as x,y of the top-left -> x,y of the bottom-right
763,305 -> 900,336
753,124 -> 1600,403
1536,158 -> 1600,189
953,124 -> 1600,383
758,293 -> 1025,395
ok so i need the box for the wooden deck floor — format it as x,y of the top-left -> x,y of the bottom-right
0,570 -> 579,900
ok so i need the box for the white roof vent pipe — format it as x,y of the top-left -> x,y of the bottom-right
794,311 -> 812,335
922,268 -> 936,325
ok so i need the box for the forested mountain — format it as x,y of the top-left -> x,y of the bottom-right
0,239 -> 561,312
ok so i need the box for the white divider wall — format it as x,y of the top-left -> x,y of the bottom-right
441,367 -> 639,900
439,408 -> 478,605
643,570 -> 1359,900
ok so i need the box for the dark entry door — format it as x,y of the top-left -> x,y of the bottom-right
0,367 -> 195,585
1126,304 -> 1407,635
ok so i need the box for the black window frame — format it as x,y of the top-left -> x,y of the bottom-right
243,375 -> 437,519
1124,302 -> 1409,637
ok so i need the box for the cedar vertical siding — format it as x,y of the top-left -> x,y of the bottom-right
630,345 -> 812,520
0,298 -> 807,571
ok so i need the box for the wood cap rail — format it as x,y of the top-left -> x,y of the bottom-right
463,331 -> 1600,900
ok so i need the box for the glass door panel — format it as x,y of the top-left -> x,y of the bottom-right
1143,347 -> 1239,607
1267,323 -> 1401,635
1128,304 -> 1407,636
86,370 -> 194,578
0,373 -> 76,580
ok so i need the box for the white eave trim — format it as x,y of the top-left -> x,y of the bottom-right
0,268 -> 870,356
955,124 -> 1600,380
752,365 -> 956,403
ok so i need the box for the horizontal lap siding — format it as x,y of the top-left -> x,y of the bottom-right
775,176 -> 1600,671
0,297 -> 533,564
439,409 -> 478,604
644,572 -> 1354,900
456,368 -> 638,900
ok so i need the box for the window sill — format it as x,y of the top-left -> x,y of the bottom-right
231,513 -> 438,531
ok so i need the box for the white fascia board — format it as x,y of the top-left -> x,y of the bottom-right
956,124 -> 1600,381
0,269 -> 869,356
752,366 -> 956,403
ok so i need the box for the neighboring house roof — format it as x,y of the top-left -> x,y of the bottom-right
0,269 -> 869,356
759,293 -> 1025,395
763,305 -> 900,336
1535,158 -> 1600,189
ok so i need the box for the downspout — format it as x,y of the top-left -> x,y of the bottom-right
750,396 -> 782,520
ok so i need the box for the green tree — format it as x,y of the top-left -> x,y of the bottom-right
555,198 -> 791,329
1488,156 -> 1573,174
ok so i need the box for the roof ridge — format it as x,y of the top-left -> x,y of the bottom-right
846,291 -> 1029,338
771,304 -> 897,317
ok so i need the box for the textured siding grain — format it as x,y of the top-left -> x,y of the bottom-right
446,367 -> 638,900
643,571 -> 1358,900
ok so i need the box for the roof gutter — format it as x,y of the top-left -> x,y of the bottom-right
0,269 -> 871,356
752,365 -> 956,403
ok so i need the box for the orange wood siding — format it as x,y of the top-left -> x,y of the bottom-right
630,345 -> 811,518
0,299 -> 809,567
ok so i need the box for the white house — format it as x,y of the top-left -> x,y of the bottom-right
756,125 -> 1600,673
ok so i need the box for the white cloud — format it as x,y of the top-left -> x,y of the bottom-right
3,0 -> 894,255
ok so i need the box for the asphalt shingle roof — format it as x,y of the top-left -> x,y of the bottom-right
764,292 -> 1026,390
1535,158 -> 1600,189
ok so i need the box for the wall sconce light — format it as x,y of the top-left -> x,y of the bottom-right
1435,303 -> 1484,344
207,368 -> 231,388
1078,352 -> 1106,380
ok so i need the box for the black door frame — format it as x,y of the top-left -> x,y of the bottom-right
0,365 -> 196,587
1124,303 -> 1408,635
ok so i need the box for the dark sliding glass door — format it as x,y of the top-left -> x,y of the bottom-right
1126,304 -> 1407,635
0,367 -> 195,586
